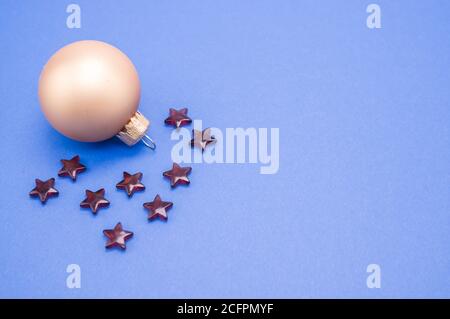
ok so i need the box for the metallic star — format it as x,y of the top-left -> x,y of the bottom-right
116,171 -> 145,197
103,222 -> 133,250
163,163 -> 192,188
29,178 -> 59,203
58,155 -> 86,181
191,128 -> 216,151
143,194 -> 173,221
80,188 -> 110,214
164,108 -> 192,129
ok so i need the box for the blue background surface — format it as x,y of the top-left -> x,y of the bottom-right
0,0 -> 449,298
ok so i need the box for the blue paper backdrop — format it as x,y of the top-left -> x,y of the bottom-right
0,0 -> 449,298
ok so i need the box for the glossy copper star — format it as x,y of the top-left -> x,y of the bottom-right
29,178 -> 59,203
163,163 -> 192,187
103,222 -> 133,250
58,155 -> 86,181
80,188 -> 110,214
164,108 -> 192,128
116,171 -> 145,197
191,128 -> 216,151
143,194 -> 173,221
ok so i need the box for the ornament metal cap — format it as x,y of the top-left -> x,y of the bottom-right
116,111 -> 156,149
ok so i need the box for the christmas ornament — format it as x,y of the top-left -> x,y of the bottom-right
58,155 -> 86,181
103,222 -> 133,250
143,194 -> 173,221
164,108 -> 192,129
38,40 -> 155,149
29,178 -> 59,203
116,171 -> 145,197
163,163 -> 192,187
80,188 -> 110,214
191,128 -> 216,151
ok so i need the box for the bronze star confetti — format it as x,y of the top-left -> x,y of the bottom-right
191,128 -> 216,152
164,108 -> 192,128
58,155 -> 86,181
116,171 -> 145,197
143,194 -> 173,221
103,222 -> 133,250
80,188 -> 110,214
163,163 -> 192,188
29,178 -> 59,203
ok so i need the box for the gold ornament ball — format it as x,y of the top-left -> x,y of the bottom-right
38,40 -> 149,145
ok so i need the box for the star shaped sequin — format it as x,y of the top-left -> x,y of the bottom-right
163,163 -> 192,187
164,108 -> 192,129
29,178 -> 59,203
143,194 -> 173,221
58,155 -> 86,181
80,188 -> 110,214
116,171 -> 145,197
103,222 -> 133,250
191,128 -> 216,151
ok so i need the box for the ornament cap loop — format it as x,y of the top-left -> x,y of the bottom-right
116,111 -> 153,148
141,134 -> 156,150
